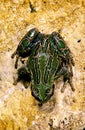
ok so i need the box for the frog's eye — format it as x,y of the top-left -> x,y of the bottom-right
46,88 -> 50,94
45,84 -> 55,96
31,85 -> 39,96
35,88 -> 39,95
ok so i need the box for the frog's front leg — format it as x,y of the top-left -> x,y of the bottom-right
13,66 -> 31,88
55,66 -> 75,92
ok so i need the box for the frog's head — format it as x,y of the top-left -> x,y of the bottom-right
31,84 -> 55,104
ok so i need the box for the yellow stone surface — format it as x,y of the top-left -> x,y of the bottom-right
0,0 -> 85,129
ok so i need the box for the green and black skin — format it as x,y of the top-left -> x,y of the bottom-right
11,28 -> 75,104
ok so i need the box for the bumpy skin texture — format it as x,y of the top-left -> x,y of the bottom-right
11,28 -> 75,104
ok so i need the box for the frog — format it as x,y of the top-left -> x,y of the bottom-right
11,28 -> 75,104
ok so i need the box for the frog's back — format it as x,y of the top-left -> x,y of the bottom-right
29,35 -> 59,87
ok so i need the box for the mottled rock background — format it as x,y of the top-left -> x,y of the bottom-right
0,0 -> 85,129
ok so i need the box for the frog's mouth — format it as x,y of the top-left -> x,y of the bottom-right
31,84 -> 55,104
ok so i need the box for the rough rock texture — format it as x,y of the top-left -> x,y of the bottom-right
0,0 -> 85,129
